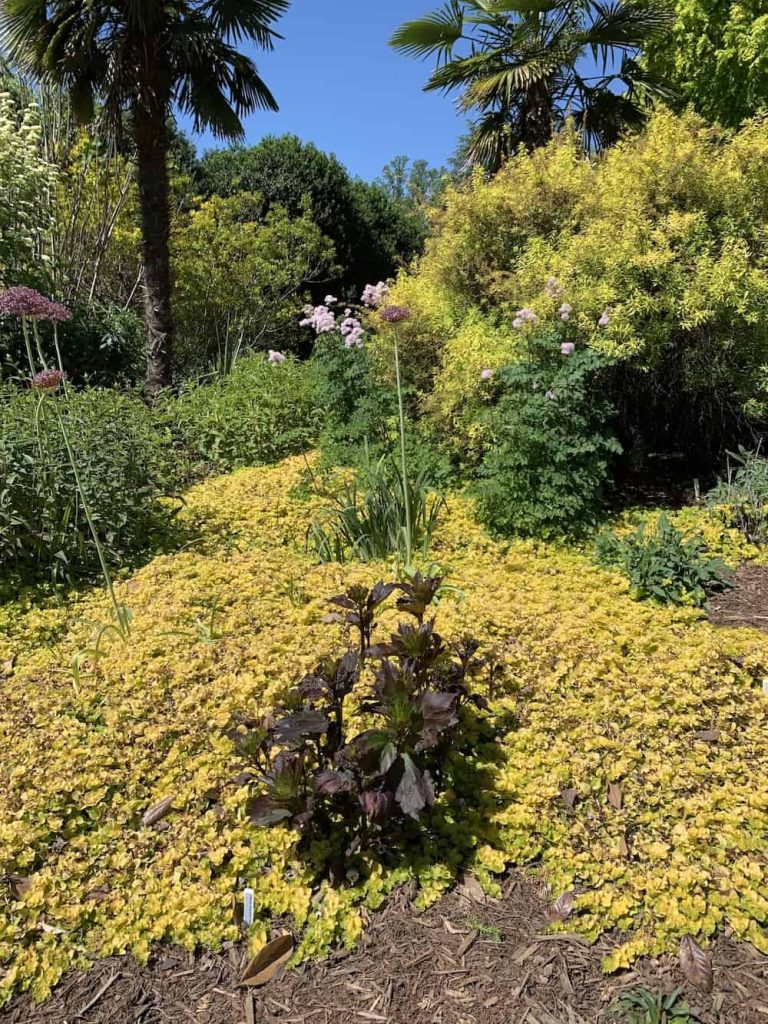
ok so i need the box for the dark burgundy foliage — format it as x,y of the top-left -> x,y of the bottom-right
233,576 -> 490,871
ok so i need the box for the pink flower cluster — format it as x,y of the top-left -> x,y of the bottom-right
268,350 -> 286,364
0,286 -> 71,322
545,276 -> 563,299
361,281 -> 390,308
598,309 -> 611,327
340,315 -> 364,348
513,307 -> 538,329
300,303 -> 337,334
559,303 -> 572,321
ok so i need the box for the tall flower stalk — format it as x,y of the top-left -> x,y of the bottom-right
380,306 -> 414,566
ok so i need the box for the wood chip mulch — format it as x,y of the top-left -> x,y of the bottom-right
4,872 -> 767,1024
709,564 -> 768,633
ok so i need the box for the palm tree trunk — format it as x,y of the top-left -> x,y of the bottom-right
522,79 -> 554,151
133,99 -> 174,398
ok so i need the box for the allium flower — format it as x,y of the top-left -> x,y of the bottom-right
545,389 -> 556,401
379,305 -> 411,324
268,350 -> 286,364
559,303 -> 572,321
598,310 -> 611,327
31,368 -> 67,391
481,368 -> 494,381
546,276 -> 563,299
514,307 -> 538,327
0,286 -> 71,322
560,342 -> 575,356
361,281 -> 390,308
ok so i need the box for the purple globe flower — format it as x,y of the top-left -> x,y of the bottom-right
379,305 -> 411,324
268,350 -> 287,364
560,342 -> 575,356
31,368 -> 67,392
0,287 -> 71,322
481,368 -> 494,381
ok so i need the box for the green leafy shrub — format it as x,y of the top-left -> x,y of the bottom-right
164,355 -> 322,477
595,513 -> 732,607
231,576 -> 488,875
609,986 -> 701,1024
706,447 -> 768,545
307,450 -> 444,564
0,385 -> 178,592
475,326 -> 621,539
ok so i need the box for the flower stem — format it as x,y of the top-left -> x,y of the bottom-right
21,319 -> 36,377
393,329 -> 412,567
52,400 -> 128,635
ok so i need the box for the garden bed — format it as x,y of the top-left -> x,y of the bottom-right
4,874 -> 767,1023
1,457 -> 768,1012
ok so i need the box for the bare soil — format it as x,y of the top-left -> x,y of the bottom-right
4,873 -> 767,1024
709,564 -> 768,633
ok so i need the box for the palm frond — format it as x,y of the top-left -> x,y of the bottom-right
389,0 -> 465,61
200,0 -> 289,47
582,0 -> 674,53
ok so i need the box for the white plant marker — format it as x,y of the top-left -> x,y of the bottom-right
243,888 -> 255,928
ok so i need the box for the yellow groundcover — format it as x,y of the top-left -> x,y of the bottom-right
1,456 -> 767,1004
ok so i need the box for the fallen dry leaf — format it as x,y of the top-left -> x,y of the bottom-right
693,729 -> 720,743
141,796 -> 174,828
560,787 -> 578,811
7,875 -> 31,900
618,835 -> 630,859
679,935 -> 714,992
456,873 -> 486,904
240,933 -> 294,987
607,782 -> 623,811
549,891 -> 575,922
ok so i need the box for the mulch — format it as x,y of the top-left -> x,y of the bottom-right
709,564 -> 768,633
4,872 -> 767,1024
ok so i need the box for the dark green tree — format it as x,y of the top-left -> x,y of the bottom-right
0,0 -> 289,396
391,0 -> 675,171
199,134 -> 426,295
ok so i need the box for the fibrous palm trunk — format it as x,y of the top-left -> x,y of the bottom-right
134,92 -> 174,398
522,78 -> 554,151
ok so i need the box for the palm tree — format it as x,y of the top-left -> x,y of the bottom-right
391,0 -> 675,172
0,0 -> 289,396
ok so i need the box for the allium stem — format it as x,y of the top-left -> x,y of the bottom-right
31,321 -> 48,370
52,323 -> 64,374
52,402 -> 128,635
393,329 -> 412,567
21,318 -> 36,378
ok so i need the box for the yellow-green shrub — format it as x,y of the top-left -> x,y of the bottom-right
397,111 -> 768,445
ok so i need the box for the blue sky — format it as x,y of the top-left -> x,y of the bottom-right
178,1 -> 465,182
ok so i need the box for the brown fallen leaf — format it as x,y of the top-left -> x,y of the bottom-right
549,891 -> 575,922
141,796 -> 174,828
560,787 -> 578,811
679,935 -> 714,992
456,873 -> 486,904
240,933 -> 294,987
693,729 -> 720,743
8,874 -> 32,900
231,894 -> 244,928
607,782 -> 623,811
618,835 -> 630,859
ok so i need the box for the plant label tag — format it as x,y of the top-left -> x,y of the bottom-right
243,887 -> 255,927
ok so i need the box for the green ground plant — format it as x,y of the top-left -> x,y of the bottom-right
609,987 -> 701,1024
706,447 -> 768,546
595,513 -> 733,607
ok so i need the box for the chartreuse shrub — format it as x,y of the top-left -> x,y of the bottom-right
476,324 -> 621,538
164,353 -> 322,477
1,456 -> 768,1006
595,513 -> 732,607
392,111 -> 768,458
0,384 -> 177,593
